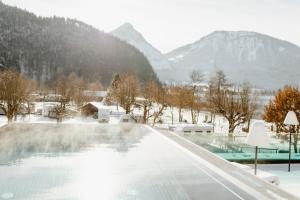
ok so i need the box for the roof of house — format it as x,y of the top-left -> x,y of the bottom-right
82,102 -> 126,113
82,102 -> 103,110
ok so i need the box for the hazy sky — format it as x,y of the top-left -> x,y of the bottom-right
3,0 -> 300,53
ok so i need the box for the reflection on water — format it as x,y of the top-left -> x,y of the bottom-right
0,123 -> 148,200
0,124 -> 245,200
183,133 -> 247,153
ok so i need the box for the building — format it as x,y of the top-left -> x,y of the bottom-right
47,107 -> 78,119
81,102 -> 125,119
81,102 -> 102,118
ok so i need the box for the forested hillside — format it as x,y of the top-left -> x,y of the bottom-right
0,2 -> 158,85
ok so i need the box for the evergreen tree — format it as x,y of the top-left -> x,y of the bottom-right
0,2 -> 159,86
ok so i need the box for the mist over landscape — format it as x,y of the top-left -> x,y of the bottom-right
113,23 -> 300,89
1,0 -> 299,89
0,1 -> 300,199
0,1 -> 299,135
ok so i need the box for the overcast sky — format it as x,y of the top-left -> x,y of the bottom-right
3,0 -> 300,53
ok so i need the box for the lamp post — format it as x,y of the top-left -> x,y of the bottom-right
283,111 -> 299,172
246,121 -> 269,175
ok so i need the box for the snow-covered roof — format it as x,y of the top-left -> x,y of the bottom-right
83,102 -> 126,113
85,102 -> 103,109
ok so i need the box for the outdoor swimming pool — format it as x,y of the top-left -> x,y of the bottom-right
0,123 -> 296,200
183,133 -> 300,163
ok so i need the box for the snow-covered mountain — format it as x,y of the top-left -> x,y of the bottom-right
111,23 -> 172,80
111,25 -> 299,89
166,31 -> 300,89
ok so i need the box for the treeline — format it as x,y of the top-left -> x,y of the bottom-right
2,68 -> 298,140
0,2 -> 158,85
106,70 -> 297,137
107,70 -> 258,133
0,69 -> 105,123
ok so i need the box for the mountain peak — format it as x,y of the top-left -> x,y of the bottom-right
119,22 -> 134,30
112,22 -> 145,42
111,22 -> 173,74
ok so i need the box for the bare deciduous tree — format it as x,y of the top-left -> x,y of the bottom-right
190,69 -> 204,84
149,84 -> 168,126
52,75 -> 72,123
188,70 -> 204,124
0,70 -> 30,123
208,70 -> 256,135
141,81 -> 157,123
186,87 -> 202,124
166,85 -> 176,125
172,86 -> 189,122
24,79 -> 38,115
106,74 -> 121,107
87,80 -> 103,91
240,82 -> 258,132
65,73 -> 86,106
107,73 -> 139,114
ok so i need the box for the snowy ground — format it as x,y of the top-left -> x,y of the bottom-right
150,106 -> 261,135
249,164 -> 300,197
0,116 -> 7,127
143,106 -> 232,133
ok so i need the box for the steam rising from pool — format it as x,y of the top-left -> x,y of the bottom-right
0,123 -> 141,165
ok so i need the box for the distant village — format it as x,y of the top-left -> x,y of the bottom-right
0,68 -> 290,137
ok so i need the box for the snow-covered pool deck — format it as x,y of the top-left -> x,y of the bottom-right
255,164 -> 300,198
158,128 -> 299,200
0,123 -> 297,200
